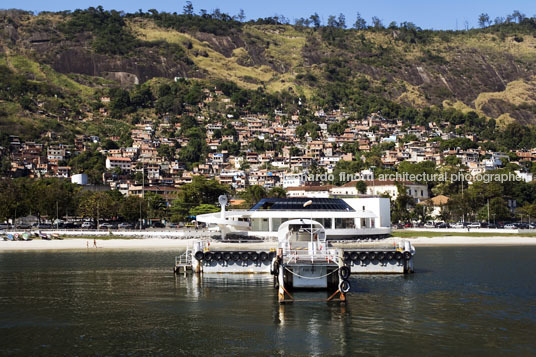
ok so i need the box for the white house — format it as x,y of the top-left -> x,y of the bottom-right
330,180 -> 429,203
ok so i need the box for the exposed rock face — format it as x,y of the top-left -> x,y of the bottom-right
49,47 -> 191,84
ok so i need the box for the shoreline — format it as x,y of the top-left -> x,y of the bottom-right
1,235 -> 536,252
408,236 -> 536,247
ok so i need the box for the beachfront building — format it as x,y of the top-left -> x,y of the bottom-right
330,180 -> 429,203
196,197 -> 391,240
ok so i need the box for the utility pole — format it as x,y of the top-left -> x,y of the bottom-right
461,176 -> 464,223
56,201 -> 59,229
140,165 -> 144,231
487,199 -> 490,225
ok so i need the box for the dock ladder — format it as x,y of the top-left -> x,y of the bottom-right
174,247 -> 193,274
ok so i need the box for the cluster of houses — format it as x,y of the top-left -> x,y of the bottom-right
3,102 -> 536,218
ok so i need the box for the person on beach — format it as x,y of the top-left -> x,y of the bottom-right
93,238 -> 97,248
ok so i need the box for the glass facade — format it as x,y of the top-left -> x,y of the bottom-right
250,216 -> 369,231
315,218 -> 333,229
251,218 -> 269,232
335,218 -> 356,229
271,218 -> 289,231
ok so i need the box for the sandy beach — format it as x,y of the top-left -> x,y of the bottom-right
1,235 -> 536,251
0,238 -> 195,251
408,236 -> 536,247
0,238 -> 280,251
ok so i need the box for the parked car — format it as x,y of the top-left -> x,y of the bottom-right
134,222 -> 148,230
15,223 -> 32,229
62,222 -> 77,229
424,221 -> 435,228
436,222 -> 450,228
118,222 -> 133,229
35,223 -> 53,229
99,223 -> 115,229
81,222 -> 95,229
151,222 -> 165,228
168,223 -> 179,229
451,222 -> 465,228
504,223 -> 516,229
467,222 -> 481,228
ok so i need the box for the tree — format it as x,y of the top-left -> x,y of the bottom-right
371,16 -> 383,29
237,9 -> 246,22
241,185 -> 268,206
169,176 -> 230,221
269,186 -> 287,198
337,13 -> 346,29
183,1 -> 194,15
119,195 -> 146,222
478,13 -> 490,28
391,183 -> 416,223
109,87 -> 132,117
310,13 -> 321,28
103,139 -> 119,150
294,17 -> 311,27
190,204 -> 219,217
220,140 -> 240,156
511,10 -> 525,23
157,144 -> 175,161
353,12 -> 367,30
327,15 -> 338,28
328,122 -> 346,136
296,122 -> 321,139
0,178 -> 32,223
68,150 -> 106,184
289,146 -> 302,156
31,178 -> 80,222
477,197 -> 510,222
78,191 -> 119,223
332,160 -> 364,186
397,161 -> 437,185
518,203 -> 536,221
355,180 -> 367,194
444,155 -> 461,166
145,191 -> 167,220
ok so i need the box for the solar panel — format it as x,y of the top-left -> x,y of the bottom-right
249,198 -> 355,211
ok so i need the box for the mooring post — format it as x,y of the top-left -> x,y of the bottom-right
337,248 -> 347,303
278,263 -> 285,303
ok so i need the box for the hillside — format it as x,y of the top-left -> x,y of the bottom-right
2,7 -> 536,141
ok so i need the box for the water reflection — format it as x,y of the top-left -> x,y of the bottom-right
0,247 -> 536,355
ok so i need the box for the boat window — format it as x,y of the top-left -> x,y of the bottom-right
272,218 -> 288,231
335,218 -> 355,229
251,218 -> 269,231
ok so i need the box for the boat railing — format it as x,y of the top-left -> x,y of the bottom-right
283,248 -> 339,265
175,247 -> 192,267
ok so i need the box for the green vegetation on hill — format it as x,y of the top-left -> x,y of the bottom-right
1,8 -> 536,144
59,6 -> 139,55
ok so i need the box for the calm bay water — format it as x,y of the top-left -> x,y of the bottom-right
1,246 -> 535,355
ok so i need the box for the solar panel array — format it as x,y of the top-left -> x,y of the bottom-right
249,198 -> 355,211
